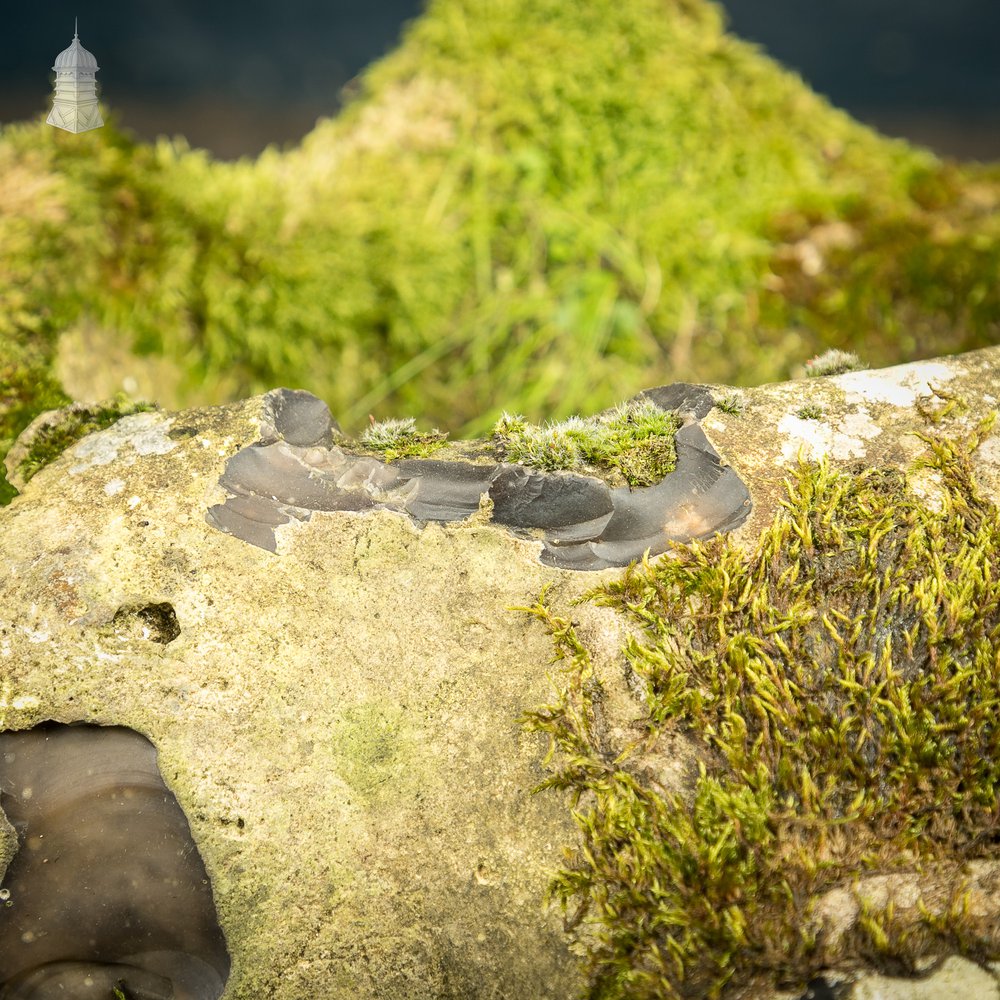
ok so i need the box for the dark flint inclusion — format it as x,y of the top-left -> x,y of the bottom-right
0,724 -> 230,1000
206,386 -> 752,569
488,466 -> 613,530
640,382 -> 715,420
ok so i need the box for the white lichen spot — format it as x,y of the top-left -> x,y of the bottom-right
977,434 -> 1000,468
909,469 -> 946,512
20,626 -> 50,644
778,406 -> 883,463
70,413 -> 175,474
777,414 -> 834,462
127,496 -> 142,509
836,361 -> 955,407
70,433 -> 124,471
104,478 -> 125,496
835,409 -> 883,456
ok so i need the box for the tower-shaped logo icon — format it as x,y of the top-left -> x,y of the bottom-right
47,19 -> 104,133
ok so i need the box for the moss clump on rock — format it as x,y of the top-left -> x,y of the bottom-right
523,411 -> 1000,999
795,403 -> 824,420
358,416 -> 448,461
804,349 -> 868,377
0,346 -> 71,504
494,399 -> 680,487
713,393 -> 745,416
13,396 -> 155,488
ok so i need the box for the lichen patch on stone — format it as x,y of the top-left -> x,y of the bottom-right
835,360 -> 956,407
777,405 -> 884,463
68,412 -> 176,474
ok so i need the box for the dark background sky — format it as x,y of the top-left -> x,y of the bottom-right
2,1 -> 998,160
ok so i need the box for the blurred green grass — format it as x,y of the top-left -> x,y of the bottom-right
2,0 -> 998,502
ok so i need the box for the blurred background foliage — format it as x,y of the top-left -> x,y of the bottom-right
1,0 -> 999,503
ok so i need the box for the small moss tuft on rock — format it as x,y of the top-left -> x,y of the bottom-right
795,403 -> 824,420
523,410 -> 1000,999
493,399 -> 680,487
804,349 -> 868,377
714,393 -> 745,416
358,416 -> 448,460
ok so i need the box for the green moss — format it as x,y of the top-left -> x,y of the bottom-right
795,403 -> 824,420
16,396 -> 155,485
0,340 -> 71,504
764,162 -> 1000,368
358,416 -> 448,461
713,393 -> 744,416
804,349 -> 868,377
494,399 -> 680,487
522,409 -> 1000,998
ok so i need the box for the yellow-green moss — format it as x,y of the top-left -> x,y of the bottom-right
0,341 -> 71,504
713,393 -> 745,416
523,411 -> 1000,999
357,416 -> 449,461
493,399 -> 680,487
795,403 -> 824,420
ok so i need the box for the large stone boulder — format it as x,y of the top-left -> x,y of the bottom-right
1,346 -> 999,999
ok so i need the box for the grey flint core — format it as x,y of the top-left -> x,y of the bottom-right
0,724 -> 230,1000
206,385 -> 752,568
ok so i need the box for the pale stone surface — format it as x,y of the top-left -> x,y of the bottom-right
1,345 -> 999,998
702,344 -> 1000,544
849,957 -> 1000,1000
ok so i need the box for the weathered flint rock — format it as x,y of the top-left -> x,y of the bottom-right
1,348 -> 1000,999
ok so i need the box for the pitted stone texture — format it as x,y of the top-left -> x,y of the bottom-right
0,388 -> 608,999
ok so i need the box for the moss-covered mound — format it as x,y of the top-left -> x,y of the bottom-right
2,0 -> 999,502
523,412 -> 1000,998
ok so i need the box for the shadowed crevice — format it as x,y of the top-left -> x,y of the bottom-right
111,602 -> 181,644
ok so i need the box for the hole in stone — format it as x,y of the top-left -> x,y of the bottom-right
112,602 -> 181,645
0,723 -> 230,1000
